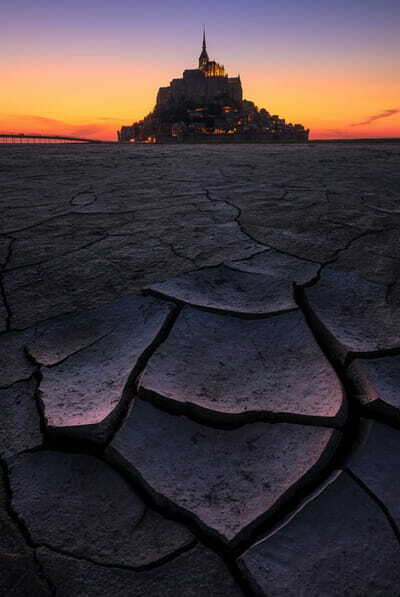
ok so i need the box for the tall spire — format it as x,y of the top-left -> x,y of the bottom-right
199,25 -> 209,70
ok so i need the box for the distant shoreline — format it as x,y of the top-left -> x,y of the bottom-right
310,138 -> 400,143
1,137 -> 400,146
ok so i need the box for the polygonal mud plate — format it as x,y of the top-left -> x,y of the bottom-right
146,264 -> 299,316
107,400 -> 341,547
238,471 -> 400,596
304,270 -> 400,357
9,451 -> 194,569
139,307 -> 346,427
27,296 -> 176,444
349,420 -> 400,529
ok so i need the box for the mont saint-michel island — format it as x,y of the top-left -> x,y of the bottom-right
118,32 -> 309,143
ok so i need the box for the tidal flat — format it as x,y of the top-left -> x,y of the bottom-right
1,142 -> 399,329
1,142 -> 400,596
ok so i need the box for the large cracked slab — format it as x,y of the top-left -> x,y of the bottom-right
0,379 -> 43,460
238,471 -> 400,596
9,451 -> 194,568
139,307 -> 346,426
349,421 -> 400,530
304,270 -> 400,356
27,296 -> 175,443
348,355 -> 400,424
37,544 -> 244,597
108,400 -> 341,546
146,264 -> 299,316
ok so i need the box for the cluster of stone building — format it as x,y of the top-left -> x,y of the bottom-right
118,33 -> 309,143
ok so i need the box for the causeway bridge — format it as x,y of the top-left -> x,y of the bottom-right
0,133 -> 109,144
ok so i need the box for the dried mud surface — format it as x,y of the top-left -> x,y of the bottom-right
1,142 -> 400,596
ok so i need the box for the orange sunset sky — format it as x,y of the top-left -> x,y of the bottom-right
1,0 -> 399,141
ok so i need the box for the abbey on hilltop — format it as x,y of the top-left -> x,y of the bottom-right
118,31 -> 309,143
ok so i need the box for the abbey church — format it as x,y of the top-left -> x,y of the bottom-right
118,32 -> 309,142
155,31 -> 243,108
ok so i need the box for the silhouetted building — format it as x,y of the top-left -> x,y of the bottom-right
118,31 -> 309,143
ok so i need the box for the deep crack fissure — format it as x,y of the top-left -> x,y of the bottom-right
104,303 -> 182,447
137,386 -> 343,431
145,287 -> 299,320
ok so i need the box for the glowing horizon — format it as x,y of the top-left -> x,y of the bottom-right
1,0 -> 399,141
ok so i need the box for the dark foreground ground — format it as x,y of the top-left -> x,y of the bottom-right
1,143 -> 400,596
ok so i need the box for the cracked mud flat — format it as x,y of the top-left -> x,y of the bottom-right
1,142 -> 400,596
